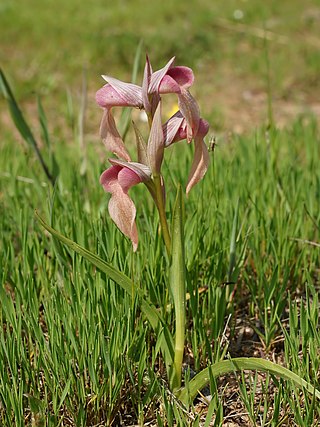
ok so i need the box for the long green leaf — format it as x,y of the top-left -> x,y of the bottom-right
0,69 -> 54,185
35,211 -> 174,364
177,357 -> 320,405
227,199 -> 238,283
170,185 -> 186,391
37,96 -> 60,181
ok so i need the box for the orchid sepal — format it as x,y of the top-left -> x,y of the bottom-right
100,160 -> 152,251
100,75 -> 143,108
99,109 -> 131,161
163,112 -> 210,193
132,121 -> 149,165
178,89 -> 200,142
147,102 -> 164,175
186,137 -> 209,195
148,57 -> 176,94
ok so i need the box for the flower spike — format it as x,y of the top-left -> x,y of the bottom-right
96,55 -> 210,249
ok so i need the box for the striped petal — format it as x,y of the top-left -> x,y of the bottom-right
186,120 -> 210,194
99,109 -> 131,161
101,76 -> 143,107
186,138 -> 209,195
163,111 -> 186,147
178,89 -> 200,142
148,57 -> 175,93
100,164 -> 149,251
147,102 -> 164,174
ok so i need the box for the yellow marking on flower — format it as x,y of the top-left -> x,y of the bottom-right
166,103 -> 179,119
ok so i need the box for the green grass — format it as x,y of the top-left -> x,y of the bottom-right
1,0 -> 320,424
0,105 -> 319,424
1,0 -> 319,129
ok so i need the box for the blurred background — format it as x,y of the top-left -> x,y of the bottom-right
1,0 -> 319,137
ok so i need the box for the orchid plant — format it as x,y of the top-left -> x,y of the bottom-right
95,56 -> 209,254
34,55 -> 320,406
96,55 -> 209,390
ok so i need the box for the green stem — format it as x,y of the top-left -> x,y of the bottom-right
170,185 -> 186,391
172,297 -> 185,390
153,174 -> 171,257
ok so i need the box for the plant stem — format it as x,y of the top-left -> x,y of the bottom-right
153,174 -> 171,257
170,185 -> 186,391
172,298 -> 185,390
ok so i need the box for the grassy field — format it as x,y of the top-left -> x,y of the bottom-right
1,0 -> 320,130
1,0 -> 320,426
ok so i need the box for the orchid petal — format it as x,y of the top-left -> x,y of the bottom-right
158,66 -> 194,94
101,75 -> 143,107
157,75 -> 181,94
147,102 -> 164,174
109,159 -> 152,182
142,55 -> 152,113
100,165 -> 142,251
117,167 -> 143,192
186,138 -> 209,195
163,111 -> 186,147
166,66 -> 194,88
132,121 -> 149,165
148,57 -> 175,93
96,84 -> 131,108
100,163 -> 141,194
109,195 -> 138,251
178,89 -> 200,142
100,109 -> 131,161
198,119 -> 210,139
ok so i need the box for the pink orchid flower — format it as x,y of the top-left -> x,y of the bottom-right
100,159 -> 152,252
96,58 -> 210,250
99,103 -> 164,251
96,57 -> 203,161
142,56 -> 194,117
163,111 -> 209,194
148,57 -> 194,95
147,57 -> 200,140
147,58 -> 209,190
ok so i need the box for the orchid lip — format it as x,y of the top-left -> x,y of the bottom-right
109,159 -> 152,182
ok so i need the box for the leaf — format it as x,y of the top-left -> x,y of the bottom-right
58,378 -> 71,410
227,199 -> 238,282
25,394 -> 44,414
37,96 -> 50,148
37,96 -> 60,181
0,69 -> 37,147
169,184 -> 186,391
0,68 -> 54,185
177,357 -> 320,405
35,211 -> 174,366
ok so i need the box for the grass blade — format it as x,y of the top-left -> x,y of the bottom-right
0,69 -> 55,185
37,96 -> 60,181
